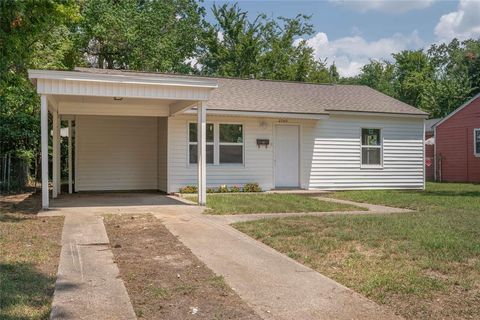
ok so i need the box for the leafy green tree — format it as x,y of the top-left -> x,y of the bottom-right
199,3 -> 331,83
328,63 -> 340,83
392,50 -> 433,108
75,0 -> 206,71
0,0 -> 79,75
0,0 -> 79,154
352,60 -> 396,96
421,73 -> 472,117
259,14 -> 316,81
198,3 -> 267,77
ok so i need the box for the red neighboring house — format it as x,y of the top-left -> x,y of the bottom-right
434,93 -> 480,182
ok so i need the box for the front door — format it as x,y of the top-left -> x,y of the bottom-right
275,125 -> 300,188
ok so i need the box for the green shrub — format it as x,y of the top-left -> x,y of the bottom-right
217,185 -> 229,193
181,183 -> 262,194
230,185 -> 241,192
243,183 -> 262,192
207,187 -> 216,193
179,185 -> 197,193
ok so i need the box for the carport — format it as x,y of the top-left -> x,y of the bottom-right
29,69 -> 217,209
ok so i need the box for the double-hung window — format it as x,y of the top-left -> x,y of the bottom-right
219,124 -> 243,164
361,128 -> 382,167
189,123 -> 214,164
475,128 -> 480,156
188,123 -> 244,164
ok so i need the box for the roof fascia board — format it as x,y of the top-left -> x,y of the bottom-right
28,69 -> 218,89
327,110 -> 428,119
183,109 -> 328,120
433,93 -> 480,129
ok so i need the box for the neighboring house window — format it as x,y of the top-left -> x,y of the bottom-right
219,124 -> 243,164
361,128 -> 382,166
189,123 -> 214,164
475,128 -> 480,156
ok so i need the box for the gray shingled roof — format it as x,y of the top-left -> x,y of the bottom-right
75,68 -> 427,116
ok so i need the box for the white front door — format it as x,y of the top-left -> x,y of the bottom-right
275,125 -> 300,188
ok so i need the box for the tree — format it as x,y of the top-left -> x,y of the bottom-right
328,63 -> 340,83
198,3 -> 267,77
0,0 -> 79,75
259,14 -> 317,81
75,0 -> 206,71
421,73 -> 472,118
392,50 -> 433,108
0,0 -> 79,154
199,3 -> 331,83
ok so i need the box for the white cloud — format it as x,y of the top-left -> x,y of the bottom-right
300,31 -> 423,77
330,0 -> 435,13
434,0 -> 480,42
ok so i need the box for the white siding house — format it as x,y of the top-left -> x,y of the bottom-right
167,114 -> 424,192
28,68 -> 427,209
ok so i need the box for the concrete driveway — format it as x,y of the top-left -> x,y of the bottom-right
42,192 -> 199,320
41,192 -> 402,320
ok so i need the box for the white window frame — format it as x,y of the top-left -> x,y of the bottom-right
188,122 -> 214,165
474,128 -> 480,157
187,121 -> 244,166
219,123 -> 244,165
360,128 -> 383,168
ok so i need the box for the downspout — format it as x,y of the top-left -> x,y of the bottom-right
434,126 -> 437,182
422,118 -> 426,190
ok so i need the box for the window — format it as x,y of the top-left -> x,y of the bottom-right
219,124 -> 243,164
475,129 -> 480,156
361,128 -> 382,166
188,123 -> 244,165
189,123 -> 214,164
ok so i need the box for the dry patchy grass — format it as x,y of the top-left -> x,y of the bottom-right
0,192 -> 63,320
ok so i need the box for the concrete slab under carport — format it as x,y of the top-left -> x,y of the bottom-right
40,191 -> 202,217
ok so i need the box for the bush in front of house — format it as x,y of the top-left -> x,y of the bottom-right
242,183 -> 262,192
217,185 -> 229,193
230,185 -> 241,192
179,185 -> 198,193
207,187 -> 216,193
179,183 -> 262,193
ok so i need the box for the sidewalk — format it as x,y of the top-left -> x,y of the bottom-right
154,199 -> 404,320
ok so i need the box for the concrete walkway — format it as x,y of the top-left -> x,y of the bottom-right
153,197 -> 406,320
49,212 -> 136,320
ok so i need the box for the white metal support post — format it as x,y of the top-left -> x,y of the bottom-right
68,120 -> 73,194
52,110 -> 59,198
40,95 -> 49,209
57,120 -> 61,194
197,102 -> 207,205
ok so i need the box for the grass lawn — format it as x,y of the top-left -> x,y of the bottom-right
234,183 -> 480,319
0,193 -> 63,320
184,193 -> 362,215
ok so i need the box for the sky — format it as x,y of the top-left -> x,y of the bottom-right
203,0 -> 480,77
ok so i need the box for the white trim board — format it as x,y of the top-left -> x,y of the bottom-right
183,109 -> 329,120
28,69 -> 218,88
